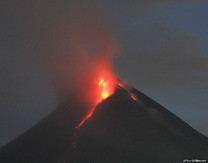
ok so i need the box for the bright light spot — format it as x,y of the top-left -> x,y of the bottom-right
102,91 -> 109,99
98,78 -> 110,101
98,78 -> 104,86
73,60 -> 118,148
102,82 -> 108,87
131,94 -> 137,101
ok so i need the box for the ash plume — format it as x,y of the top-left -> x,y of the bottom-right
37,1 -> 119,106
6,1 -> 120,108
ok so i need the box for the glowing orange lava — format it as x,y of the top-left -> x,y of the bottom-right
73,77 -> 139,149
118,82 -> 138,101
73,76 -> 117,148
98,78 -> 110,100
76,77 -> 113,130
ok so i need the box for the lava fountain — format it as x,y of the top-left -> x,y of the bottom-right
75,77 -> 114,129
73,60 -> 138,148
72,60 -> 118,147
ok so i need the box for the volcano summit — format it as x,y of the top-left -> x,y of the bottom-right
0,86 -> 208,163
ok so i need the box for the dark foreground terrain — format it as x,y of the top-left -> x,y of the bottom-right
0,87 -> 208,163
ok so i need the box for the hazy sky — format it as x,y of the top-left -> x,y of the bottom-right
0,0 -> 208,147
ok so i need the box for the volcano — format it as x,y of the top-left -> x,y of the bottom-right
0,86 -> 208,163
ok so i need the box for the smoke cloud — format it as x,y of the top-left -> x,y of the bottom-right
23,1 -> 120,105
0,0 -> 120,146
46,2 -> 117,99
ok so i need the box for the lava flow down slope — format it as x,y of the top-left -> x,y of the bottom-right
0,84 -> 208,163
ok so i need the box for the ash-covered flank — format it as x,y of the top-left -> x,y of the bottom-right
74,87 -> 208,162
0,87 -> 208,163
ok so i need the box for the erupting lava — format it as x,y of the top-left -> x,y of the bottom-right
75,77 -> 115,130
73,72 -> 117,148
118,82 -> 138,101
73,62 -> 138,148
98,78 -> 110,100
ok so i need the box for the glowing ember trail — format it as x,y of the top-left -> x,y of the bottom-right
72,60 -> 138,148
76,78 -> 113,128
118,82 -> 138,101
73,105 -> 96,148
73,76 -> 117,148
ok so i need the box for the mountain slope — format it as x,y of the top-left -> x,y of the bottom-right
0,87 -> 207,163
73,87 -> 208,162
0,96 -> 87,163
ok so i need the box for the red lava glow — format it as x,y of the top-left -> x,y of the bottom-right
98,78 -> 110,100
75,106 -> 95,130
73,60 -> 138,148
94,62 -> 118,104
118,82 -> 138,101
75,77 -> 116,130
73,105 -> 96,148
73,61 -> 118,148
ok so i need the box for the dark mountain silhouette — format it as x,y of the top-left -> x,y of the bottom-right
0,87 -> 208,163
0,96 -> 87,163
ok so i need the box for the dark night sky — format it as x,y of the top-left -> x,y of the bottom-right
0,0 -> 207,147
